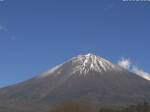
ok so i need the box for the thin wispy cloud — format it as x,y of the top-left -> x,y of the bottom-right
0,25 -> 8,31
103,1 -> 119,13
0,26 -> 3,30
104,3 -> 115,12
118,58 -> 150,81
0,25 -> 16,41
0,0 -> 5,2
0,0 -> 5,7
10,36 -> 16,41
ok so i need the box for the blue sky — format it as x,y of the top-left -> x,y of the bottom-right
0,0 -> 150,87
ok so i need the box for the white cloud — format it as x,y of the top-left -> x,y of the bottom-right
118,58 -> 131,69
118,58 -> 150,81
132,67 -> 150,81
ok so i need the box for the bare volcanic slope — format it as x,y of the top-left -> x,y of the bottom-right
0,54 -> 150,112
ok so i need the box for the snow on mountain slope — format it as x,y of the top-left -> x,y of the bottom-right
40,53 -> 123,78
71,53 -> 121,74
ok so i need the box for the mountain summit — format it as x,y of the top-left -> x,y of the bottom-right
0,54 -> 150,112
40,53 -> 122,78
71,53 -> 118,74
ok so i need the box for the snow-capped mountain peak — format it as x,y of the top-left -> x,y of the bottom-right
71,53 -> 118,74
40,53 -> 122,78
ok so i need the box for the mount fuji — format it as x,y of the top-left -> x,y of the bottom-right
0,54 -> 150,112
